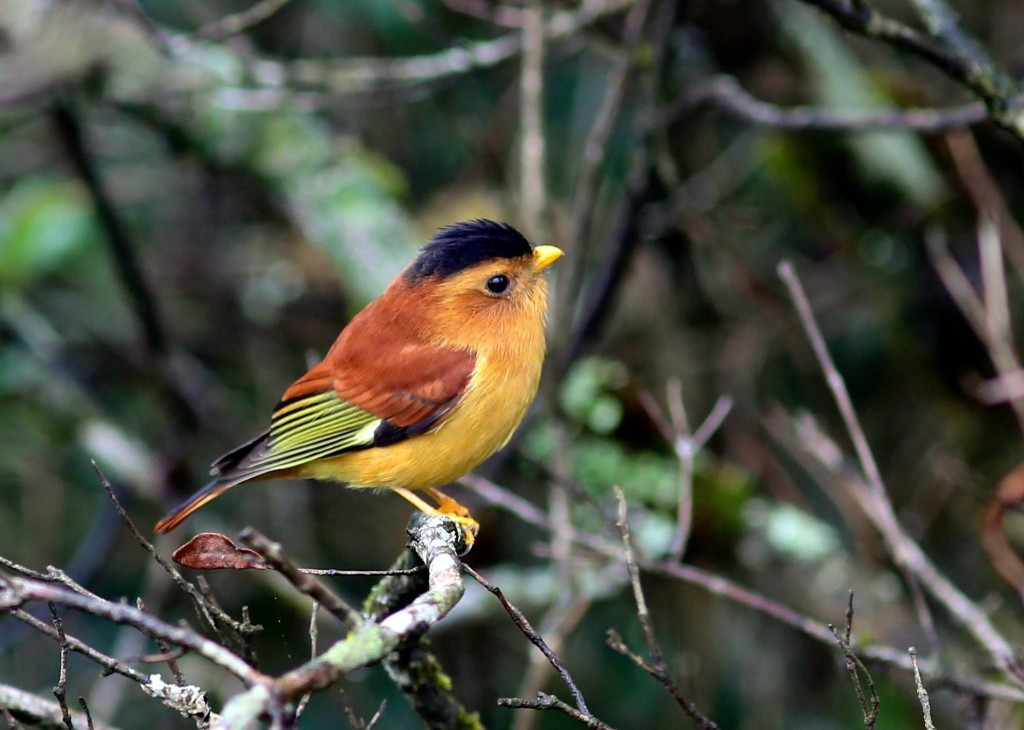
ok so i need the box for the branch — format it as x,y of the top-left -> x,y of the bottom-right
609,489 -> 719,729
640,383 -> 733,560
0,575 -> 263,686
498,693 -> 614,730
228,0 -> 633,96
777,260 -> 1022,680
0,683 -> 119,730
910,647 -> 937,730
192,0 -> 294,41
238,528 -> 364,631
462,474 -> 1024,702
799,0 -> 1024,141
465,565 -> 597,720
676,75 -> 986,132
829,593 -> 879,729
216,515 -> 467,728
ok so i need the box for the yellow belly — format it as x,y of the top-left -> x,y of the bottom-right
300,351 -> 542,489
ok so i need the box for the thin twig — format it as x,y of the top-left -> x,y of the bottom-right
945,131 -> 1024,282
641,384 -> 733,560
0,684 -> 117,730
91,463 -> 258,642
0,576 -> 264,686
611,489 -> 719,729
926,224 -> 1024,433
798,0 -> 1024,141
671,74 -> 986,132
193,0 -> 293,40
498,693 -> 614,730
828,593 -> 879,729
777,261 -> 1021,680
463,474 -> 1024,702
294,602 -> 319,720
465,565 -> 592,715
48,604 -> 75,730
239,528 -> 364,631
230,0 -> 632,96
910,647 -> 937,730
76,698 -> 94,730
9,610 -> 147,683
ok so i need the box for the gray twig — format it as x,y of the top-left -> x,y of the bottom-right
217,515 -> 467,727
910,647 -> 937,730
0,575 -> 263,686
463,474 -> 1024,702
777,260 -> 1021,681
193,0 -> 293,40
673,75 -> 986,132
47,604 -> 74,730
610,489 -> 719,729
498,693 -> 614,730
828,593 -> 879,729
465,564 -> 595,717
239,528 -> 363,631
799,0 -> 1024,141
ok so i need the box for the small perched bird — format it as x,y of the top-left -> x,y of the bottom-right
155,220 -> 563,545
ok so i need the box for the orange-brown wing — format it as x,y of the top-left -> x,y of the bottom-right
210,295 -> 476,483
325,301 -> 476,429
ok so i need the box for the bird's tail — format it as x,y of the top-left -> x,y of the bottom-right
154,431 -> 274,534
154,478 -> 235,533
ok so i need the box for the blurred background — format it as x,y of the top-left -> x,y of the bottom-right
1,0 -> 1024,727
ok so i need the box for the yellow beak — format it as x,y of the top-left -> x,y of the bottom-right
533,245 -> 564,272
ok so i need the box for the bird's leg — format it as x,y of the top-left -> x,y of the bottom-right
425,487 -> 471,518
392,486 -> 479,546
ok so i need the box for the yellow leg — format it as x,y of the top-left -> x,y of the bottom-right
393,487 -> 480,547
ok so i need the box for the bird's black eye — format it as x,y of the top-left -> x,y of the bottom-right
486,275 -> 510,294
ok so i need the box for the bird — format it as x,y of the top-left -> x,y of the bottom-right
154,220 -> 563,546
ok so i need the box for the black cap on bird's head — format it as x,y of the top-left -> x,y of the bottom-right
404,220 -> 533,282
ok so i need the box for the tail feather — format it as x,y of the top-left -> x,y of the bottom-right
155,431 -> 274,534
154,478 -> 236,533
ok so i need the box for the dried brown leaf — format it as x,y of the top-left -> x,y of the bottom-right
172,532 -> 267,571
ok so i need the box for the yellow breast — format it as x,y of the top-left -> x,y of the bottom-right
305,324 -> 546,489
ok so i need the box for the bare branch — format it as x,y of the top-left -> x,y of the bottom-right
217,515 -> 467,727
641,384 -> 733,560
0,683 -> 118,730
193,0 -> 294,41
47,604 -> 74,730
925,229 -> 1024,434
910,647 -> 937,730
464,474 -> 1024,702
0,575 -> 264,687
498,693 -> 614,730
675,75 -> 986,132
230,0 -> 633,96
92,464 -> 260,646
610,489 -> 719,729
9,610 -> 146,684
465,565 -> 593,716
239,528 -> 364,631
776,261 -> 1022,680
798,0 -> 1024,141
828,593 -> 879,729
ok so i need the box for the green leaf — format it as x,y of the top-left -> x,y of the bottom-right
0,177 -> 97,287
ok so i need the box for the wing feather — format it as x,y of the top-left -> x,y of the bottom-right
212,295 -> 476,485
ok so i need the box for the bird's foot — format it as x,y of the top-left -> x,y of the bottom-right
393,486 -> 479,549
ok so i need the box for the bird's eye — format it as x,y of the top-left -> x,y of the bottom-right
486,275 -> 510,295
